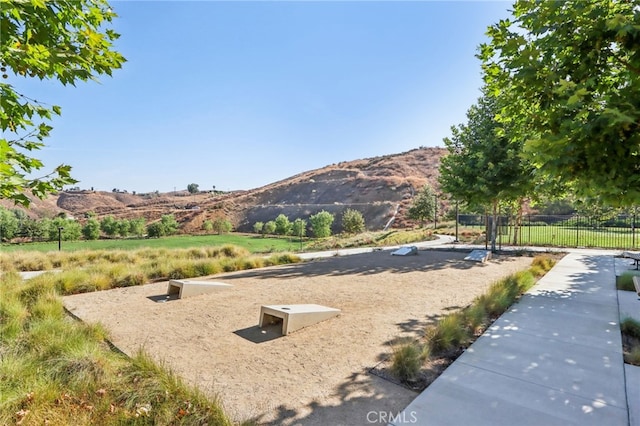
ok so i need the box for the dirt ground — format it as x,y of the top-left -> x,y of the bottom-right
62,249 -> 533,425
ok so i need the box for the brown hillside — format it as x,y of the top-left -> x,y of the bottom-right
8,147 -> 448,233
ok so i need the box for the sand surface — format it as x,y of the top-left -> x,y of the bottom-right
63,249 -> 533,425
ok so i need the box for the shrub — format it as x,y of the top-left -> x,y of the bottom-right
626,347 -> 640,366
514,270 -> 536,293
621,317 -> 640,339
617,271 -> 640,292
11,251 -> 53,271
0,286 -> 28,341
390,343 -> 423,383
114,272 -> 147,288
479,280 -> 517,318
168,261 -> 198,279
342,208 -> 366,234
531,255 -> 556,273
221,244 -> 250,258
426,313 -> 470,354
462,303 -> 488,335
0,261 -> 234,426
54,269 -> 94,295
264,253 -> 301,266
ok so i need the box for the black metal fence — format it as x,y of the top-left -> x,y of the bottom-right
457,214 -> 639,250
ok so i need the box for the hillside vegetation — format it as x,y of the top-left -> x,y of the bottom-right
1,147 -> 447,235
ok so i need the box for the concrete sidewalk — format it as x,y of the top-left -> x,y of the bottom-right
390,252 -> 636,426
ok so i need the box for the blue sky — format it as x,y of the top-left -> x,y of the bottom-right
13,1 -> 512,194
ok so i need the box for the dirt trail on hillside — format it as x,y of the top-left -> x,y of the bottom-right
63,249 -> 533,425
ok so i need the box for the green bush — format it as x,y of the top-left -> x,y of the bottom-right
621,317 -> 640,339
427,313 -> 470,354
0,268 -> 234,425
390,343 -> 423,383
114,272 -> 147,288
530,255 -> 556,276
617,271 -> 640,292
462,303 -> 487,335
514,270 -> 536,293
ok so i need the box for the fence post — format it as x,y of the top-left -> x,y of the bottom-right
634,209 -> 637,249
485,211 -> 488,251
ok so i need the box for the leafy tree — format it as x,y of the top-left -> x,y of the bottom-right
212,217 -> 232,234
28,216 -> 49,241
309,210 -> 334,238
82,218 -> 100,240
187,183 -> 199,194
100,215 -> 118,237
129,217 -> 146,237
253,221 -> 264,236
1,0 -> 126,206
480,0 -> 640,206
574,198 -> 621,224
263,220 -> 276,235
202,220 -> 214,232
0,206 -> 19,240
292,218 -> 307,240
439,93 -> 535,251
49,217 -> 81,241
160,214 -> 179,235
407,185 -> 436,227
146,214 -> 179,238
537,198 -> 576,216
341,208 -> 365,234
274,214 -> 292,236
146,222 -> 164,238
116,219 -> 130,237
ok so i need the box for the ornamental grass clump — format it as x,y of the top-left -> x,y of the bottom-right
462,302 -> 488,336
426,313 -> 471,354
479,277 -> 520,318
7,251 -> 52,272
621,317 -> 640,339
116,351 -> 233,425
390,342 -> 424,384
621,317 -> 640,366
0,268 -> 234,425
413,254 -> 558,385
617,271 -> 640,292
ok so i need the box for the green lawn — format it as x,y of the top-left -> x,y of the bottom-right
0,233 -> 305,254
497,226 -> 639,249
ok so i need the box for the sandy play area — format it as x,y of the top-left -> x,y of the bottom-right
62,249 -> 533,425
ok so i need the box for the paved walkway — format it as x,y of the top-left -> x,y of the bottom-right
391,251 -> 639,426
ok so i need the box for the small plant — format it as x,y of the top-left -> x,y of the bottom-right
426,313 -> 470,354
621,317 -> 640,339
390,343 -> 423,383
462,303 -> 488,335
617,271 -> 640,292
531,255 -> 556,271
415,254 -> 559,390
0,267 -> 234,425
626,347 -> 640,366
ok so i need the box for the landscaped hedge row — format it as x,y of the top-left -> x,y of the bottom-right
391,254 -> 557,384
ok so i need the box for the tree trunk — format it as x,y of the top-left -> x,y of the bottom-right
512,200 -> 524,245
490,200 -> 498,252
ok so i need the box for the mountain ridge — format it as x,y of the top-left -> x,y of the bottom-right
2,147 -> 448,233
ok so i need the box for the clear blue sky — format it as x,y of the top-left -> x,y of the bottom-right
13,1 -> 512,194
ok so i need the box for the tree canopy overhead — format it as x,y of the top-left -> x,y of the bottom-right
480,0 -> 640,206
1,0 -> 125,206
439,93 -> 534,209
439,91 -> 536,251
